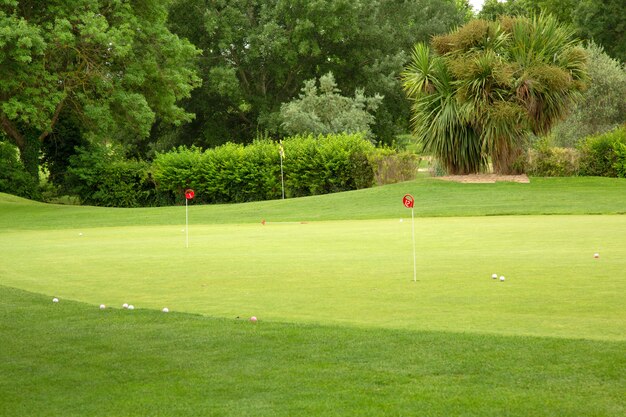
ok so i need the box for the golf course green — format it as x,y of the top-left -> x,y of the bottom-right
1,176 -> 625,416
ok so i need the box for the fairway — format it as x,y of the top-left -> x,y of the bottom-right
2,215 -> 625,340
1,178 -> 625,416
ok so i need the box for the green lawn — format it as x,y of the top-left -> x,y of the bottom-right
1,176 -> 625,416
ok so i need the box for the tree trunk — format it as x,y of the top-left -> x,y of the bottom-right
492,142 -> 524,175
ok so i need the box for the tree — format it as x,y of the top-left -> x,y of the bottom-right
165,0 -> 466,147
550,43 -> 626,147
574,0 -> 626,63
0,0 -> 201,181
403,15 -> 588,174
280,73 -> 383,140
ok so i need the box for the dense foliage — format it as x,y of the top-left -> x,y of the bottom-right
280,73 -> 383,140
402,15 -> 588,174
0,0 -> 201,180
163,0 -> 466,148
65,144 -> 168,207
550,43 -> 626,147
153,134 -> 378,204
578,127 -> 626,178
0,140 -> 38,199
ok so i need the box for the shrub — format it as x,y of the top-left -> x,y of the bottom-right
153,134 -> 376,203
578,127 -> 626,177
526,139 -> 580,177
66,144 -> 168,207
282,134 -> 375,197
0,141 -> 40,199
368,148 -> 419,185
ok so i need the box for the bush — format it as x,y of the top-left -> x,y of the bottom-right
153,134 -> 376,203
0,141 -> 40,199
526,140 -> 580,177
578,127 -> 626,177
368,148 -> 419,185
66,144 -> 169,207
282,134 -> 375,197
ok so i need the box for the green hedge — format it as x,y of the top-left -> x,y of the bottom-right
578,127 -> 626,177
153,134 -> 376,203
0,141 -> 39,199
527,140 -> 580,177
66,145 -> 170,207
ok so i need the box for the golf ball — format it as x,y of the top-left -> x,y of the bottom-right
122,303 -> 129,309
492,273 -> 498,279
250,316 -> 258,323
79,232 -> 83,236
52,297 -> 59,303
399,218 -> 403,223
99,304 -> 106,310
162,307 -> 169,313
128,305 -> 135,310
500,276 -> 505,281
594,253 -> 599,258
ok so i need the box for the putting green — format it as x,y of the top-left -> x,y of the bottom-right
2,214 -> 624,340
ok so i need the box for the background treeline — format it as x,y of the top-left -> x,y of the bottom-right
1,0 -> 625,206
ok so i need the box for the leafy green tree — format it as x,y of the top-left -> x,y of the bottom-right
551,43 -> 626,147
280,73 -> 383,140
165,0 -> 466,147
403,15 -> 588,174
0,0 -> 201,181
574,0 -> 626,63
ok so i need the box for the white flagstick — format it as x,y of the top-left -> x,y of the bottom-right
185,197 -> 189,248
279,142 -> 285,200
411,206 -> 416,282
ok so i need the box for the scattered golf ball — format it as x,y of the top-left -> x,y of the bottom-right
399,218 -> 403,223
128,305 -> 135,310
52,297 -> 59,303
78,232 -> 83,236
492,273 -> 498,279
500,276 -> 505,281
99,304 -> 106,310
250,316 -> 258,323
122,303 -> 129,309
594,253 -> 599,258
162,307 -> 169,313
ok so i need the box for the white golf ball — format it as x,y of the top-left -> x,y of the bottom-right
99,304 -> 106,310
250,316 -> 258,323
52,297 -> 59,303
128,305 -> 135,310
162,307 -> 169,313
122,303 -> 129,309
399,219 -> 403,223
79,232 -> 83,236
594,253 -> 599,258
500,276 -> 505,281
492,273 -> 498,279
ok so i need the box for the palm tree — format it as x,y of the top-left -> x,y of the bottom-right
403,14 -> 588,174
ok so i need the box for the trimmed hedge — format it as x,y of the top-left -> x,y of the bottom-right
66,145 -> 170,207
578,126 -> 626,177
153,134 -> 376,203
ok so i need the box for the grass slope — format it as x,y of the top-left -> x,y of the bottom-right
1,177 -> 625,230
1,286 -> 624,417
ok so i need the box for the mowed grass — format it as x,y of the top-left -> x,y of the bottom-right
1,216 -> 625,340
1,286 -> 624,417
1,176 -> 625,416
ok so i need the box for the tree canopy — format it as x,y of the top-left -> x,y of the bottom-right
164,0 -> 466,148
0,0 -> 201,178
403,15 -> 588,174
280,72 -> 383,140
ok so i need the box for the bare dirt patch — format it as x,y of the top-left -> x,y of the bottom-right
434,174 -> 530,183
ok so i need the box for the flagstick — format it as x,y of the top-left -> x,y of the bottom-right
411,206 -> 416,282
185,197 -> 189,248
280,152 -> 285,200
